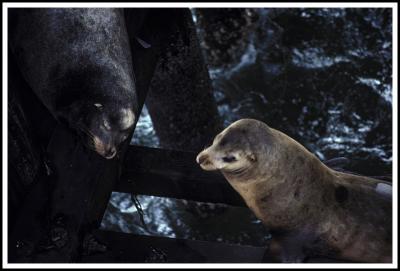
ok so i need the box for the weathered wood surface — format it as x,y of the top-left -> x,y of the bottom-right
80,230 -> 349,263
8,80 -> 41,223
144,8 -> 222,152
8,49 -> 57,262
117,145 -> 246,206
7,49 -> 54,225
80,229 -> 266,263
117,147 -> 375,205
124,8 -> 158,107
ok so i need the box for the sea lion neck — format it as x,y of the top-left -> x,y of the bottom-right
221,166 -> 258,183
224,146 -> 335,229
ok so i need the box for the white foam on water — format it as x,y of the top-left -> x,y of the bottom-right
358,77 -> 392,103
130,105 -> 160,147
292,47 -> 351,69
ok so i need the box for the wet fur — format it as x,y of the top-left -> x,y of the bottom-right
9,8 -> 137,158
197,119 -> 392,263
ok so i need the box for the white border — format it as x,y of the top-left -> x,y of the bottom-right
1,2 -> 399,8
2,2 -> 398,269
392,3 -> 399,270
2,2 -> 9,269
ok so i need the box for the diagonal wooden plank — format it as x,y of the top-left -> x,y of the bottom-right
117,145 -> 246,206
80,229 -> 267,263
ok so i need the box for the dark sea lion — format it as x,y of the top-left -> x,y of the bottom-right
9,8 -> 137,159
196,119 -> 392,263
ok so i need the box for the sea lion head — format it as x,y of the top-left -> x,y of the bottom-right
52,66 -> 137,160
59,100 -> 136,160
82,103 -> 135,159
196,119 -> 271,176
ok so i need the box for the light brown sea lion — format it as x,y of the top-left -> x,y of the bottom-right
196,119 -> 392,263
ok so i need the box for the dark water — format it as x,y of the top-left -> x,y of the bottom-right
101,8 -> 393,246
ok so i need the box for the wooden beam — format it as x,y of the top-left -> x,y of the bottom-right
144,8 -> 222,152
8,49 -> 57,263
117,145 -> 246,206
80,229 -> 266,263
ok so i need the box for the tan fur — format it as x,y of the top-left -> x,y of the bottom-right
93,135 -> 116,159
196,119 -> 392,263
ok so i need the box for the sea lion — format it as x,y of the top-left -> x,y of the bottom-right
9,8 -> 137,159
196,119 -> 392,263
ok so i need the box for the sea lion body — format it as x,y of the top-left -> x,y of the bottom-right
196,119 -> 392,263
9,8 -> 137,158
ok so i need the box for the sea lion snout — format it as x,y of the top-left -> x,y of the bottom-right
78,105 -> 135,159
95,143 -> 117,159
91,134 -> 118,159
196,152 -> 209,164
196,150 -> 217,171
103,146 -> 117,159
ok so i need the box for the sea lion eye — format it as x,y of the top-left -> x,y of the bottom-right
222,156 -> 237,163
94,103 -> 103,110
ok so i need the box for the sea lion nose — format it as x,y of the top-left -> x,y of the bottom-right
104,147 -> 117,159
196,153 -> 209,164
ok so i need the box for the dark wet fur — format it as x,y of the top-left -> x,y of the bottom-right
9,9 -> 138,157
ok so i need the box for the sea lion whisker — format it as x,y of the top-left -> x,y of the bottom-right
82,139 -> 98,153
230,167 -> 247,175
68,122 -> 92,138
72,125 -> 99,152
75,124 -> 96,140
80,130 -> 96,143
